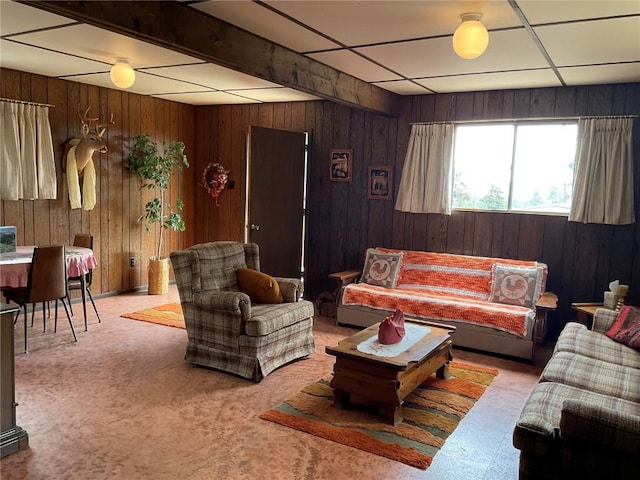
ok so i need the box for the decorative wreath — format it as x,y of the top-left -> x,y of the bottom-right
201,162 -> 229,206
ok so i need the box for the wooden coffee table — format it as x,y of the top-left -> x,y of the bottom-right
325,321 -> 455,425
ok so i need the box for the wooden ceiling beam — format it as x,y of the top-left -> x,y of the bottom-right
24,1 -> 399,116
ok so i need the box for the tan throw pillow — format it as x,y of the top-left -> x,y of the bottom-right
361,248 -> 403,289
489,264 -> 539,308
237,268 -> 283,304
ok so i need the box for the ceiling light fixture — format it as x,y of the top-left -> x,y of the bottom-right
452,13 -> 489,60
110,58 -> 135,89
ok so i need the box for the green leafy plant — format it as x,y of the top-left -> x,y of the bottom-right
127,133 -> 189,259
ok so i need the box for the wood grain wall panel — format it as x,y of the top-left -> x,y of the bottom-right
216,105 -> 232,240
489,212 -> 505,258
345,108 -> 366,266
517,215 -> 544,261
529,88 -> 556,117
0,68 -> 195,296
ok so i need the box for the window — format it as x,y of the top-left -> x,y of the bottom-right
452,122 -> 578,214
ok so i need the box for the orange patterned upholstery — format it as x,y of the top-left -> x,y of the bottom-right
342,248 -> 547,337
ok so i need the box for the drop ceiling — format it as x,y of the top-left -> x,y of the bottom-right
1,0 -> 639,106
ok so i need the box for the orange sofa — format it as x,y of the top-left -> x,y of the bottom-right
336,248 -> 557,360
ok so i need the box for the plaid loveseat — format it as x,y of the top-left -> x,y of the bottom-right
170,241 -> 315,382
513,308 -> 640,479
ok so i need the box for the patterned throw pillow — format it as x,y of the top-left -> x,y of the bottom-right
489,264 -> 540,308
361,249 -> 403,289
605,305 -> 640,350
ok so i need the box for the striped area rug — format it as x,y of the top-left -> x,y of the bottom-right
260,362 -> 498,469
121,303 -> 185,329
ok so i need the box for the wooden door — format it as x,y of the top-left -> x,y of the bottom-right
247,126 -> 307,278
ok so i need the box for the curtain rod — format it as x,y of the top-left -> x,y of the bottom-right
0,97 -> 55,108
410,114 -> 638,125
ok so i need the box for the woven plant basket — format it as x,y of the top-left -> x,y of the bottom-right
148,257 -> 169,295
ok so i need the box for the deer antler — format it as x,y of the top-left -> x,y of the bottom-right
96,112 -> 115,137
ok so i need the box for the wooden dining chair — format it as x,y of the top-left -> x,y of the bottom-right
67,233 -> 101,330
2,245 -> 77,353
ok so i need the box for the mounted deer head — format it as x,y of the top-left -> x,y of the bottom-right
64,106 -> 113,174
64,106 -> 114,210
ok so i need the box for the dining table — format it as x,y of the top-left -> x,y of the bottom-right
0,245 -> 97,288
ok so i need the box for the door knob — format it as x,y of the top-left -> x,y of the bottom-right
250,223 -> 260,231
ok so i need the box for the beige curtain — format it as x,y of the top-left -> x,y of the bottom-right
395,123 -> 454,214
569,117 -> 635,225
0,100 -> 57,200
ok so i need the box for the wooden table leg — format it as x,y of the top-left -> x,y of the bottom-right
378,403 -> 403,426
333,389 -> 351,409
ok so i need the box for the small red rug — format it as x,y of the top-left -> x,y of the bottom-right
121,303 -> 185,329
260,361 -> 498,470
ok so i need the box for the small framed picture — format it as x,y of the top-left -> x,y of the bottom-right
368,166 -> 393,200
329,149 -> 352,182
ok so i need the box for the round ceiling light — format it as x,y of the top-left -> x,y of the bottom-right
110,58 -> 136,89
452,13 -> 489,60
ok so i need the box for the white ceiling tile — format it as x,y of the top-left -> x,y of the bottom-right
266,0 -> 521,47
518,0 -> 640,24
10,24 -> 202,68
559,63 -> 640,86
193,0 -> 339,52
372,80 -> 433,95
145,63 -> 281,90
67,71 -> 211,95
153,91 -> 261,106
416,69 -> 562,93
536,17 -> 640,66
0,1 -> 75,36
307,50 -> 401,82
357,29 -> 547,79
1,39 -> 109,76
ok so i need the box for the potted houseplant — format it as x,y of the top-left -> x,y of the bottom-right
127,133 -> 188,294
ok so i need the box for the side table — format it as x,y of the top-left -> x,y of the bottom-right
571,302 -> 610,329
316,270 -> 361,318
1,303 -> 29,457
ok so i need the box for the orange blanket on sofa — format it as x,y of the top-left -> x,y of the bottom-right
341,249 -> 545,337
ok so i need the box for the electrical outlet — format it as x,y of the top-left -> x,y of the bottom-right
130,256 -> 135,267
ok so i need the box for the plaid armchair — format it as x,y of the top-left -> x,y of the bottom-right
170,241 -> 315,381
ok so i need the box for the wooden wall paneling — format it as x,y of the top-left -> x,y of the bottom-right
445,211 -> 465,254
228,104 -> 246,242
472,212 -> 493,257
587,85 -> 614,115
383,116 -> 398,248
472,91 -> 487,119
1,71 -> 23,239
529,88 -> 556,118
258,103 -> 274,127
166,99 -> 179,258
512,90 -> 531,118
572,223 -> 602,302
367,113 -> 390,249
66,81 -> 82,244
501,214 -> 520,258
284,102 -> 310,132
517,215 -> 544,261
541,215 -> 566,294
501,90 -> 515,119
345,108 -> 366,268
121,91 -> 132,291
553,87 -> 577,116
127,93 -> 142,288
558,220 -> 578,318
462,211 -> 475,255
595,225 -> 615,299
391,96 -> 413,249
47,77 -> 70,247
272,103 -> 285,129
86,85 -> 100,248
434,93 -> 456,121
139,96 -> 156,278
485,90 -> 505,119
329,103 -> 351,273
574,86 -> 591,116
425,214 -> 447,253
216,105 -> 233,240
106,89 -> 124,293
489,212 -> 505,258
